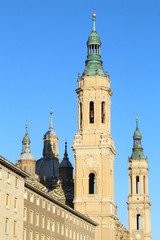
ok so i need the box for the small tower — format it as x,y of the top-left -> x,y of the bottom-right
127,118 -> 152,240
18,123 -> 36,177
43,110 -> 59,158
59,142 -> 73,188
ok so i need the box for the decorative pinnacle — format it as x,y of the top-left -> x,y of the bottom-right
64,141 -> 68,159
92,10 -> 96,32
136,117 -> 138,130
25,122 -> 28,134
49,108 -> 53,130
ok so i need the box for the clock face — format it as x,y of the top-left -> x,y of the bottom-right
136,234 -> 141,239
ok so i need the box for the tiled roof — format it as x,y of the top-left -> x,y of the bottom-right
27,179 -> 74,199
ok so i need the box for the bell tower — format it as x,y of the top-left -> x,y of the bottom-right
72,13 -> 117,240
127,118 -> 152,240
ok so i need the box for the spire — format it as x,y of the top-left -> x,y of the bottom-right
63,141 -> 69,161
131,118 -> 145,160
136,117 -> 138,130
44,109 -> 57,137
25,122 -> 28,134
49,108 -> 53,130
92,12 -> 96,32
59,141 -> 73,168
22,122 -> 31,154
133,117 -> 142,140
24,136 -> 31,153
82,12 -> 106,77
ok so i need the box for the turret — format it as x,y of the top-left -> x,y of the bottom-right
18,123 -> 36,177
43,109 -> 59,158
59,142 -> 73,187
127,118 -> 151,240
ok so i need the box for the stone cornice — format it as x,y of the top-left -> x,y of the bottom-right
0,155 -> 29,178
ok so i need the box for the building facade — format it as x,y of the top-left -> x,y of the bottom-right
0,155 -> 28,240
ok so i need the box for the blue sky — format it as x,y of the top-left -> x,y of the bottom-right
0,1 -> 159,238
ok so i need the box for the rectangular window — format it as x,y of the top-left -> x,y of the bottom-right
36,213 -> 39,226
52,221 -> 55,232
13,221 -> 17,236
23,228 -> 26,240
14,198 -> 17,211
47,202 -> 50,211
57,208 -> 60,216
5,218 -> 8,233
24,190 -> 27,200
24,208 -> 27,221
15,177 -> 18,187
47,218 -> 50,230
29,230 -> 33,240
66,227 -> 68,237
73,231 -> 75,240
70,229 -> 72,239
61,210 -> 64,218
35,232 -> 39,240
77,232 -> 79,240
7,172 -> 10,183
41,235 -> 44,240
42,215 -> 45,228
42,199 -> 45,208
36,197 -> 40,205
30,193 -> 34,203
61,225 -> 64,235
6,194 -> 9,208
29,210 -> 33,224
52,205 -> 55,213
57,223 -> 60,234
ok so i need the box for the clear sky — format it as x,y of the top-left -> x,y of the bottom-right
0,1 -> 159,238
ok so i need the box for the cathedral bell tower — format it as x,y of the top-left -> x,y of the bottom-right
72,13 -> 117,240
127,118 -> 151,240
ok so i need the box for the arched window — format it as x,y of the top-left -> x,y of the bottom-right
137,214 -> 141,230
89,102 -> 94,123
80,103 -> 82,129
136,176 -> 140,194
101,102 -> 105,123
89,173 -> 95,194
